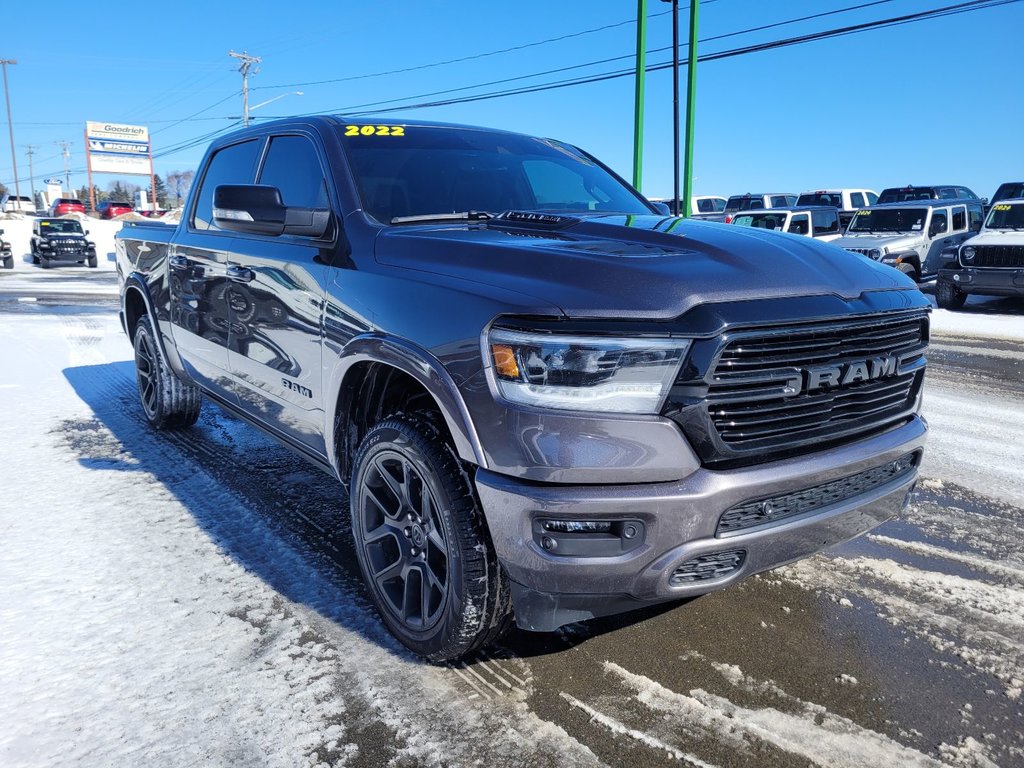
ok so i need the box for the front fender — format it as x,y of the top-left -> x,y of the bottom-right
324,333 -> 487,479
121,272 -> 190,379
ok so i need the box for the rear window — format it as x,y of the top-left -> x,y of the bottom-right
797,193 -> 843,208
725,196 -> 763,212
732,212 -> 787,230
878,188 -> 936,204
992,183 -> 1024,203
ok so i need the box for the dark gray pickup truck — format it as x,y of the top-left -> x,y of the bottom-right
116,116 -> 929,661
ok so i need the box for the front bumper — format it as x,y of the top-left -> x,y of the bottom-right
475,415 -> 926,631
939,267 -> 1024,297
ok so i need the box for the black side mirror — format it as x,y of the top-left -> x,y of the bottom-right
213,185 -> 330,238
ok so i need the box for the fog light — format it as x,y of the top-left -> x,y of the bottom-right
542,520 -> 612,533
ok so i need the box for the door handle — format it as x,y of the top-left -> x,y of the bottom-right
169,254 -> 189,270
227,265 -> 255,283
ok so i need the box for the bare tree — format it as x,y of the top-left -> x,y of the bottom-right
165,170 -> 196,208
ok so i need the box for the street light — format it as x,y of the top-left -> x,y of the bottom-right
1,58 -> 20,206
229,91 -> 303,121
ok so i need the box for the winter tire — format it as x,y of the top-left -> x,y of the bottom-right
30,245 -> 39,265
351,414 -> 513,662
936,278 -> 967,310
133,313 -> 202,429
87,255 -> 98,268
896,262 -> 918,281
2,256 -> 12,270
40,257 -> 50,269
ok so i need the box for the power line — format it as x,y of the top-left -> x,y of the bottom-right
150,90 -> 241,136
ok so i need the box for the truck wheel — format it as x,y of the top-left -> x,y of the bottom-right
40,256 -> 50,269
87,255 -> 98,268
2,256 -> 12,270
896,262 -> 919,281
351,415 -> 513,662
133,314 -> 202,429
30,245 -> 39,265
936,279 -> 967,310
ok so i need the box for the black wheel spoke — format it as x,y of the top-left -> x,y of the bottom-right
363,521 -> 397,545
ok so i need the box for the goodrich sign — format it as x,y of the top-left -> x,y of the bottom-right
86,121 -> 151,175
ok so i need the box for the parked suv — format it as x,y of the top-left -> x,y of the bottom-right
0,228 -> 12,269
48,198 -> 86,216
30,218 -> 97,268
832,200 -> 984,280
97,200 -> 134,219
730,206 -> 843,241
796,189 -> 878,228
1,193 -> 37,214
936,199 -> 1024,309
877,185 -> 980,204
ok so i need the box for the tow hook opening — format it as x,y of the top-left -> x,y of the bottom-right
533,518 -> 646,557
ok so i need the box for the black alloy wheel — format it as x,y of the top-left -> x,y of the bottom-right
134,322 -> 161,423
132,314 -> 201,429
351,415 -> 513,661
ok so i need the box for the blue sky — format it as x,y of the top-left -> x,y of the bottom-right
1,0 -> 1021,202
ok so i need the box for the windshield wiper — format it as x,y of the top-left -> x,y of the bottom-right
390,211 -> 493,225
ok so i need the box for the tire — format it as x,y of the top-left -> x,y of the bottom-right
896,262 -> 918,281
87,255 -> 97,268
351,414 -> 513,661
2,255 -> 12,270
30,245 -> 39,265
936,278 -> 967,310
133,313 -> 202,429
40,256 -> 50,269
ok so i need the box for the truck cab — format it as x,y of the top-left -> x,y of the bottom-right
796,189 -> 878,229
730,206 -> 843,241
832,200 -> 984,280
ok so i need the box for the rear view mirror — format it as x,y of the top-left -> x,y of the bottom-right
213,184 -> 330,238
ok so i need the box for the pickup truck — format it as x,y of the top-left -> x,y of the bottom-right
730,206 -> 843,241
116,116 -> 929,661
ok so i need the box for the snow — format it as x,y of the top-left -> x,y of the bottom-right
0,217 -> 123,272
929,306 -> 1024,342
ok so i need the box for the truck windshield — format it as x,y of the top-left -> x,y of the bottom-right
797,193 -> 842,208
732,212 -> 788,230
985,203 -> 1024,230
991,183 -> 1024,204
848,208 -> 927,233
40,220 -> 84,234
337,124 -> 652,224
724,197 -> 764,213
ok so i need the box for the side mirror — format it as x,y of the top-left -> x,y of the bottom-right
213,184 -> 330,238
85,230 -> 90,235
929,221 -> 946,237
650,201 -> 672,216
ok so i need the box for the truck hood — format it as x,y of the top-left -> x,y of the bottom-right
832,233 -> 925,254
965,229 -> 1024,247
374,214 -> 915,319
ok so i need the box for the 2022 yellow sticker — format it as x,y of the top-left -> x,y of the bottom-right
344,125 -> 405,137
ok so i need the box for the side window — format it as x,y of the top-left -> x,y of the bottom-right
951,206 -> 966,232
866,191 -> 878,205
968,204 -> 984,231
258,135 -> 329,210
812,210 -> 839,235
956,186 -> 976,200
697,198 -> 714,213
713,198 -> 725,212
787,214 -> 810,235
192,140 -> 261,231
770,195 -> 788,207
850,192 -> 865,208
930,210 -> 948,235
750,199 -> 765,209
938,187 -> 957,200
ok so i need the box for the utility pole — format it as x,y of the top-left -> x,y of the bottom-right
228,50 -> 261,127
55,140 -> 72,193
25,144 -> 36,205
681,0 -> 700,218
1,58 -> 20,205
671,0 -> 680,216
631,0 -> 647,191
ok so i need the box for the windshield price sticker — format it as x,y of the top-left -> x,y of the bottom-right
344,125 -> 405,137
856,210 -> 869,215
993,204 -> 1012,211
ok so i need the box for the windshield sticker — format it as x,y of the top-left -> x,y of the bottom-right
856,210 -> 869,215
912,223 -> 922,230
993,204 -> 1012,211
344,125 -> 405,137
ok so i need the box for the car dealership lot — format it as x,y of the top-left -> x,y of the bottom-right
0,267 -> 1021,768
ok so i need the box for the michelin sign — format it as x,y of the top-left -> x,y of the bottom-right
86,121 -> 151,175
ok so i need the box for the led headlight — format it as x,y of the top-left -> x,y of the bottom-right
961,246 -> 976,264
486,328 -> 690,414
870,248 -> 882,260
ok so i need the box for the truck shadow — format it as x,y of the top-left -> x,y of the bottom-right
62,360 -> 680,662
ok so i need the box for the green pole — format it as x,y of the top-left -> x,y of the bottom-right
632,0 -> 647,190
681,0 -> 699,217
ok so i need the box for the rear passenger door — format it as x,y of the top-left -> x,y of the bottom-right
170,138 -> 260,393
223,132 -> 335,457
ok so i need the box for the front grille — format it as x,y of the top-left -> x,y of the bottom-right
717,452 -> 917,535
970,245 -> 1024,268
703,312 -> 927,462
670,550 -> 746,585
844,247 -> 877,259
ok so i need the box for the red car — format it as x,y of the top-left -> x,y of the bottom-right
97,200 -> 134,219
48,198 -> 86,216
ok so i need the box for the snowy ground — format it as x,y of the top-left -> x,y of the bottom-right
0,267 -> 1021,768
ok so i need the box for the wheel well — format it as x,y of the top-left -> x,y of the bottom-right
124,287 -> 147,341
335,362 -> 447,482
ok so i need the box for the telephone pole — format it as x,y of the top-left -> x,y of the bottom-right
24,144 -> 36,205
1,58 -> 20,205
55,140 -> 72,193
228,50 -> 261,127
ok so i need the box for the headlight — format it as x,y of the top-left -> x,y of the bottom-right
486,328 -> 690,414
39,241 -> 52,249
870,248 -> 882,260
961,246 -> 976,264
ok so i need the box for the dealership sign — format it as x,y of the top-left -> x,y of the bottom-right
85,121 -> 151,175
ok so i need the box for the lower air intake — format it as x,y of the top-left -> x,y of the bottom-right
669,550 -> 746,586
